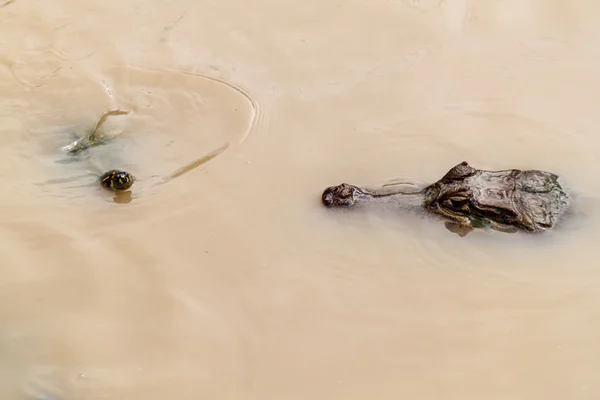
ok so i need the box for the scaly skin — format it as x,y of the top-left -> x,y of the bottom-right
322,161 -> 570,235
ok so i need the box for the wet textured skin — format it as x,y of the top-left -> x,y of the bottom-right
322,161 -> 570,235
61,111 -> 229,194
100,170 -> 136,191
61,110 -> 137,191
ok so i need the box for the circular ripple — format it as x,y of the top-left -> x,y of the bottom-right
3,64 -> 258,204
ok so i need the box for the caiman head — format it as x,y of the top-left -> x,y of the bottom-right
322,161 -> 569,233
422,161 -> 569,232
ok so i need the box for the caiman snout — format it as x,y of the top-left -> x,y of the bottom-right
322,186 -> 336,207
321,183 -> 358,208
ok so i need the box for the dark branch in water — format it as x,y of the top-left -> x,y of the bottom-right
167,143 -> 229,180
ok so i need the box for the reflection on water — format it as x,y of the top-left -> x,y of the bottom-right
1,0 -> 600,399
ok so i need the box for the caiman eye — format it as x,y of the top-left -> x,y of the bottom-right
447,197 -> 469,208
452,199 -> 466,207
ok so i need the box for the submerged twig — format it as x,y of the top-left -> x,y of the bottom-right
168,143 -> 229,180
90,109 -> 130,137
0,0 -> 15,8
61,109 -> 130,153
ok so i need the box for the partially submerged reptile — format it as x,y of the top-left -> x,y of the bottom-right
322,161 -> 570,236
62,109 -> 137,192
60,109 -> 228,193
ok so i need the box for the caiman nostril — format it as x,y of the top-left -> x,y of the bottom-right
322,192 -> 334,207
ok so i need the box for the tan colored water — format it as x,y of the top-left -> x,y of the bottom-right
1,0 -> 600,398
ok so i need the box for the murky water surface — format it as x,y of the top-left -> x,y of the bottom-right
1,0 -> 600,399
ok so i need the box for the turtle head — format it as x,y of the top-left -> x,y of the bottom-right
100,170 -> 136,191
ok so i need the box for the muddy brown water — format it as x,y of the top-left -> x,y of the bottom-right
1,0 -> 600,399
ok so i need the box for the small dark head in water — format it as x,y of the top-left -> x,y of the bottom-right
100,170 -> 136,191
